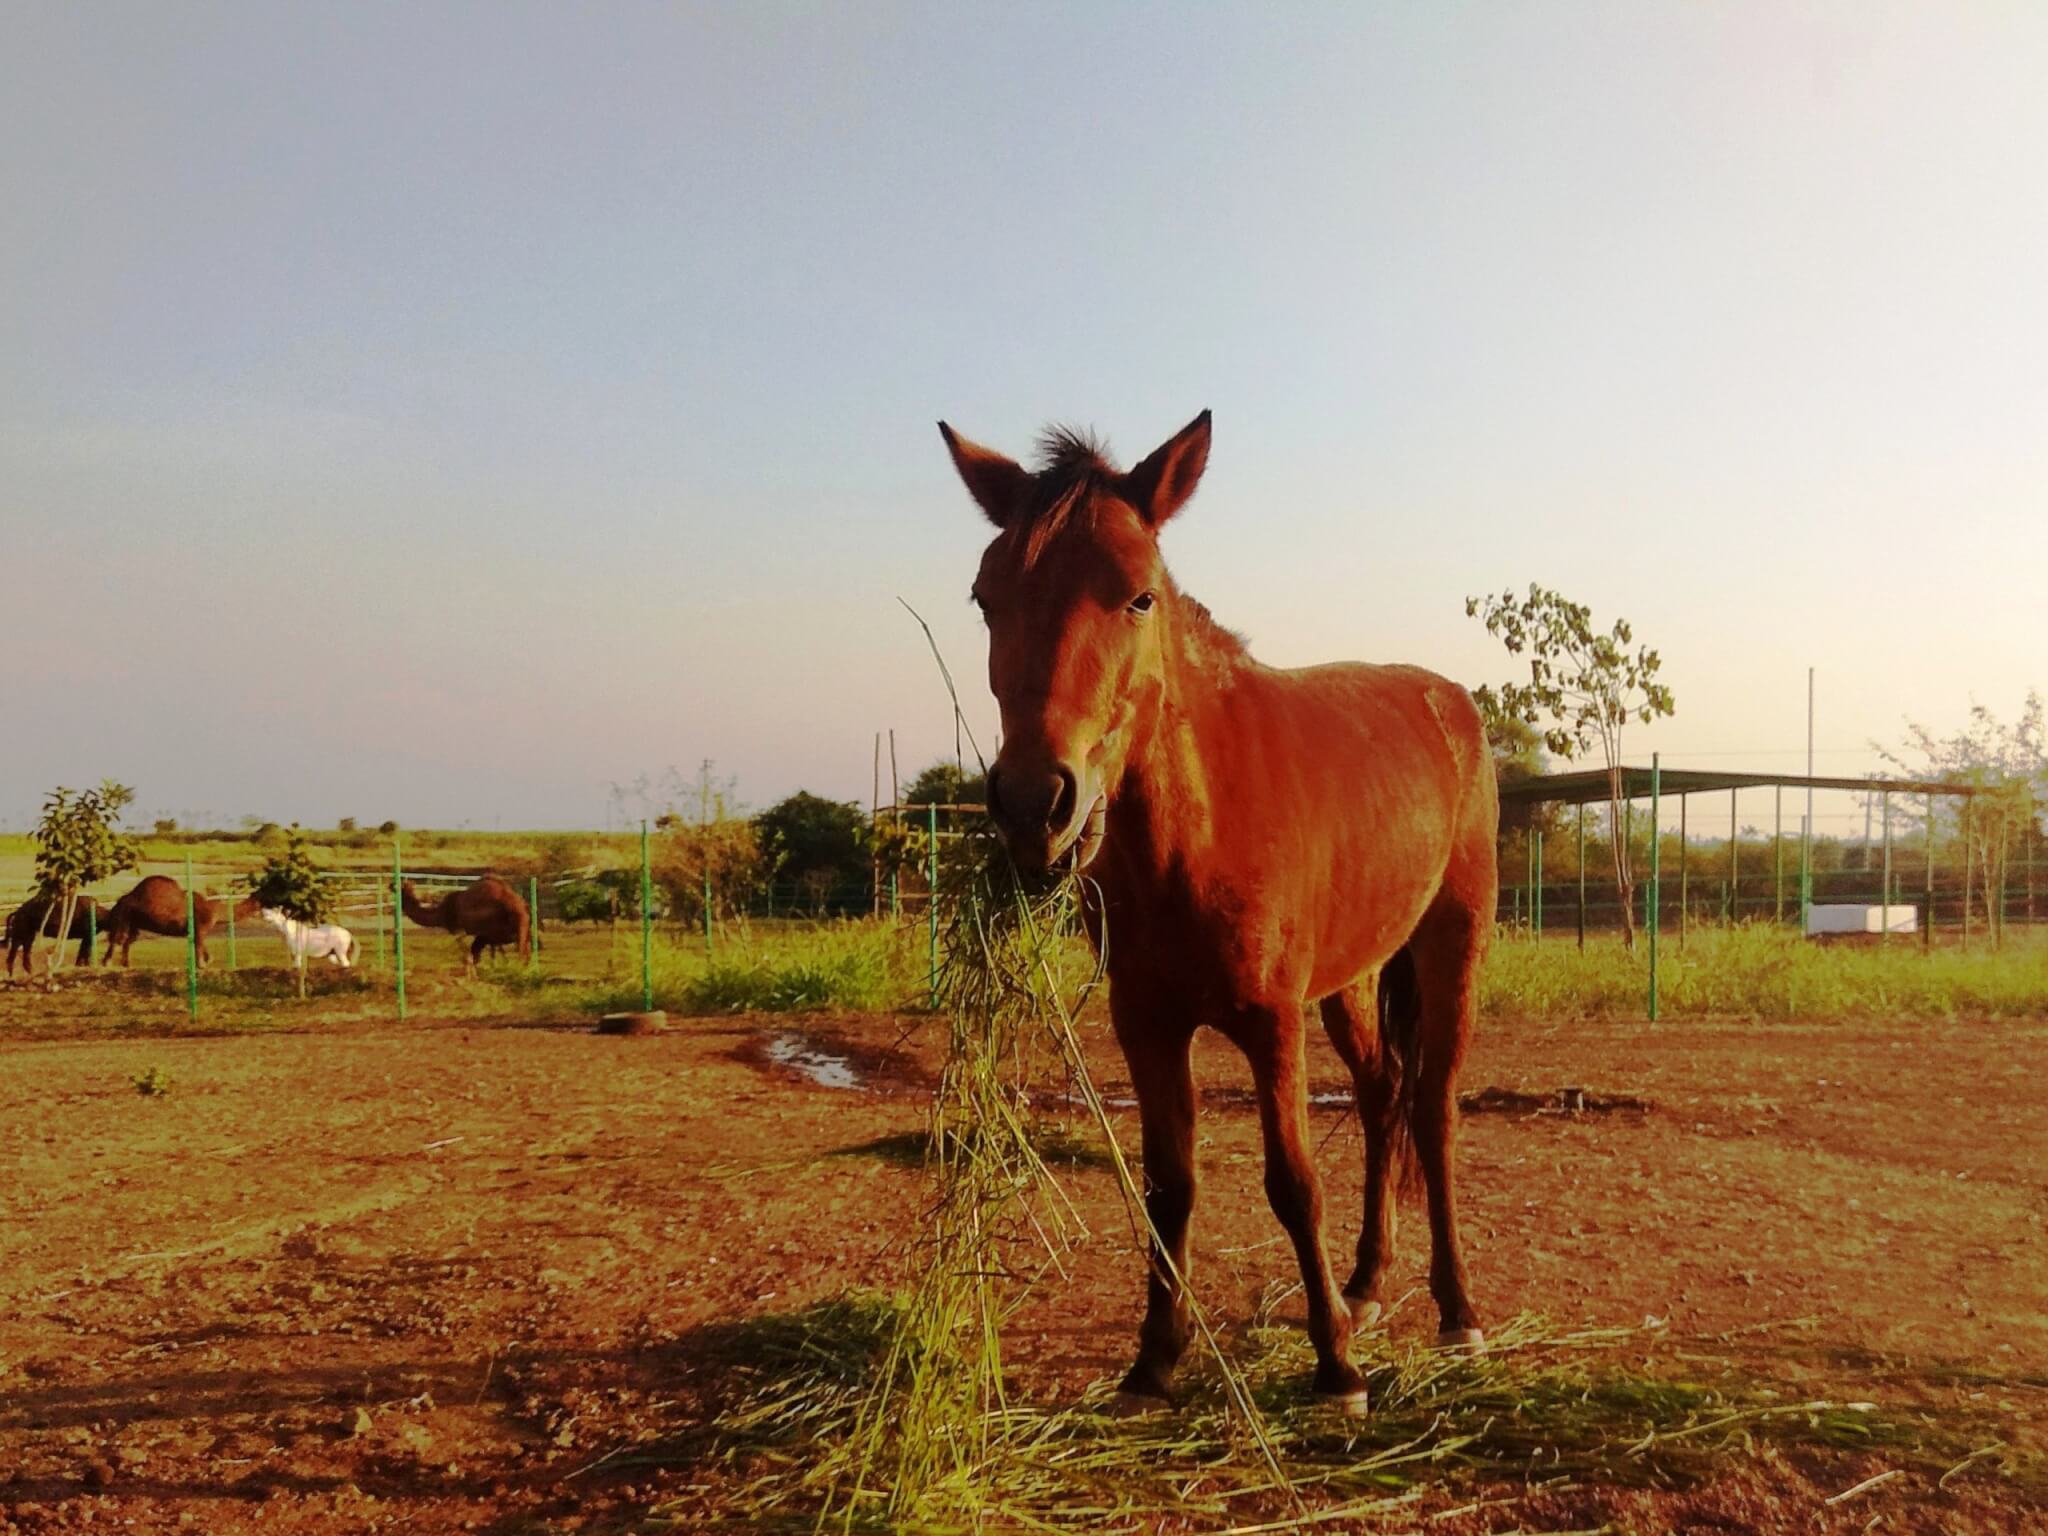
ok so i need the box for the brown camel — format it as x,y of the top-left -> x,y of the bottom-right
4,893 -> 104,976
400,877 -> 530,973
101,876 -> 261,967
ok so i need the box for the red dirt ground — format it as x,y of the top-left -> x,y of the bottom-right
2,1007 -> 2043,1533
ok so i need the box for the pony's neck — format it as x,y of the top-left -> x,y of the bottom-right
1107,582 -> 1246,872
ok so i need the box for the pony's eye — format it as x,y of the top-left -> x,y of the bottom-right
1127,591 -> 1157,615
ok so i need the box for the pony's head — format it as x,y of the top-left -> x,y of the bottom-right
940,410 -> 1211,873
258,906 -> 286,928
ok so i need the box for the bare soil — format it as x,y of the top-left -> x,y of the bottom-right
2,1006 -> 2043,1533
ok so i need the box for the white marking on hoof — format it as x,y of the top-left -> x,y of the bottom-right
1314,1386 -> 1372,1417
1436,1327 -> 1487,1354
1346,1296 -> 1383,1328
1106,1389 -> 1171,1419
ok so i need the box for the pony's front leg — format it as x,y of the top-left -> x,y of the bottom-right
1239,1004 -> 1367,1411
1112,1007 -> 1197,1408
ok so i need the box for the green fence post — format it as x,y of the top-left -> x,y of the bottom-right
392,839 -> 407,1021
889,869 -> 899,921
1647,756 -> 1661,1021
927,801 -> 940,1008
640,820 -> 653,1011
703,867 -> 714,952
528,876 -> 540,971
226,892 -> 238,970
183,854 -> 199,1022
1532,828 -> 1543,937
86,900 -> 96,969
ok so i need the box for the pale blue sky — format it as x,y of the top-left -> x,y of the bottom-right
3,3 -> 2043,834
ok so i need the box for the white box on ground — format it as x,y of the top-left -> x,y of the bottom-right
1804,903 -> 1918,936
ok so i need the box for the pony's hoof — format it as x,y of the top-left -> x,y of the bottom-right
1436,1327 -> 1487,1354
1313,1384 -> 1372,1417
1105,1389 -> 1171,1419
1345,1296 -> 1383,1328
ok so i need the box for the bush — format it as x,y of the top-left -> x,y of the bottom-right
655,818 -> 766,924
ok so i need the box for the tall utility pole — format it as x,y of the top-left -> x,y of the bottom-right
1802,667 -> 1815,930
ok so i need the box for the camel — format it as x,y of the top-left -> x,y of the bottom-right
400,876 -> 530,974
100,876 -> 261,967
4,893 -> 103,976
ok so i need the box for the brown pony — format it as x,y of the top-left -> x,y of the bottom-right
941,411 -> 1497,1413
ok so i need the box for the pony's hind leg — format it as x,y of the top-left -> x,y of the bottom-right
1318,977 -> 1400,1325
1237,1003 -> 1366,1409
1112,1008 -> 1198,1407
1407,894 -> 1487,1349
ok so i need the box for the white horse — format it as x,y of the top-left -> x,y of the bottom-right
259,908 -> 357,969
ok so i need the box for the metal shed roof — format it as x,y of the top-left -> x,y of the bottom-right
1496,766 -> 1975,807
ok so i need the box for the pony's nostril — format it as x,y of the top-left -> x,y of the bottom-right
1050,766 -> 1079,830
989,763 -> 1073,831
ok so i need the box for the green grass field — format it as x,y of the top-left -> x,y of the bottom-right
5,897 -> 2043,1039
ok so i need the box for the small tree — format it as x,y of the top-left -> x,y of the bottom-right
1467,584 -> 1675,951
32,781 -> 141,975
1878,691 -> 2043,944
247,827 -> 339,995
247,825 -> 338,923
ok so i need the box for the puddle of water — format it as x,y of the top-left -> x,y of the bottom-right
765,1034 -> 862,1091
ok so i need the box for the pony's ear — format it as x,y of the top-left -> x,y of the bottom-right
938,422 -> 1029,527
1122,409 -> 1211,528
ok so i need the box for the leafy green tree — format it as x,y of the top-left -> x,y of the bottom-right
247,826 -> 338,923
902,760 -> 988,808
756,791 -> 868,911
1467,584 -> 1675,951
32,781 -> 142,975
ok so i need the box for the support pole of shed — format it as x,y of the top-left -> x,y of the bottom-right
1647,756 -> 1662,1022
1729,788 -> 1739,925
1678,794 -> 1688,950
1576,802 -> 1587,951
1925,792 -> 1936,952
1774,785 -> 1784,923
1881,791 -> 1892,943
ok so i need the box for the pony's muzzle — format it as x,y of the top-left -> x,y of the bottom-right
987,760 -> 1082,871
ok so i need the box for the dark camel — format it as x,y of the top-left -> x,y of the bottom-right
943,411 -> 1497,1414
4,894 -> 103,976
101,876 -> 261,967
400,877 -> 530,973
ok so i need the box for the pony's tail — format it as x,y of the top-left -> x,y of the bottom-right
1376,944 -> 1427,1202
